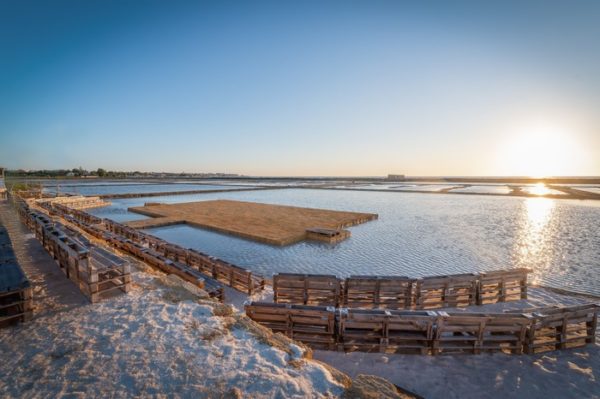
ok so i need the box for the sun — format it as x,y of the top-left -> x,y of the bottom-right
497,124 -> 586,177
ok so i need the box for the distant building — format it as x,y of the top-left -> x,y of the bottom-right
387,174 -> 405,181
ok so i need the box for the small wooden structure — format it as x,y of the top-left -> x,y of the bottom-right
414,273 -> 479,309
432,311 -> 530,355
18,206 -> 131,303
337,308 -> 436,354
305,228 -> 350,244
477,268 -> 530,305
344,276 -> 415,309
273,273 -> 341,307
521,304 -> 598,354
244,302 -> 337,349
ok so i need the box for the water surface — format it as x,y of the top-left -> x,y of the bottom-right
89,188 -> 600,295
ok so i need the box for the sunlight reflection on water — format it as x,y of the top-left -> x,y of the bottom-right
515,198 -> 555,285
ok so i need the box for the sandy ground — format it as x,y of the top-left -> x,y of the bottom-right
0,269 -> 349,398
314,287 -> 600,399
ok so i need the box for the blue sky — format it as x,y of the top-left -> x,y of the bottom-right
1,0 -> 599,176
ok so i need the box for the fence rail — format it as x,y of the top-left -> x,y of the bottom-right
40,208 -> 226,299
273,269 -> 532,310
245,301 -> 598,356
17,202 -> 131,303
103,219 -> 263,295
273,274 -> 341,306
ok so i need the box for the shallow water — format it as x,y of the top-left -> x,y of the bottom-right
44,183 -> 248,196
451,185 -> 512,194
88,188 -> 600,296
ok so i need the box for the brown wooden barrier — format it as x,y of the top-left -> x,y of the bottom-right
245,302 -> 598,356
477,268 -> 530,305
521,304 -> 598,354
104,219 -> 263,295
338,308 -> 436,354
414,273 -> 479,309
85,247 -> 132,303
274,270 -> 531,310
433,311 -> 529,355
17,205 -> 131,303
244,302 -> 336,349
273,273 -> 341,306
344,276 -> 415,309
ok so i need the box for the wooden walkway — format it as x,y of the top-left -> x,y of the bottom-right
0,201 -> 88,318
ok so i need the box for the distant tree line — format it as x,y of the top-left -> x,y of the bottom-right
5,168 -> 241,179
7,168 -> 130,178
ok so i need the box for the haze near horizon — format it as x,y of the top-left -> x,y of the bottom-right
1,0 -> 599,177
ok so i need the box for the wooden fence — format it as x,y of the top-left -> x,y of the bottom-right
337,308 -> 435,354
433,311 -> 529,355
415,273 -> 479,309
273,269 -> 532,310
343,276 -> 415,310
43,203 -> 225,299
18,205 -> 131,303
244,302 -> 337,349
521,304 -> 598,354
273,274 -> 341,306
104,219 -> 264,295
477,268 -> 529,305
245,301 -> 598,355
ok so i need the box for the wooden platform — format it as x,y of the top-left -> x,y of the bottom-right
128,199 -> 378,246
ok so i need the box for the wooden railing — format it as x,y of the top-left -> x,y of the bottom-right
337,308 -> 435,354
343,275 -> 415,309
415,273 -> 479,309
273,269 -> 532,310
103,219 -> 264,295
273,274 -> 341,306
245,301 -> 598,355
244,302 -> 337,349
17,203 -> 131,303
520,304 -> 598,354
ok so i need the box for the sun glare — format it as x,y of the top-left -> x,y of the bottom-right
497,123 -> 587,177
530,183 -> 550,196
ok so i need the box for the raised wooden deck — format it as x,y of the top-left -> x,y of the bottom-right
128,199 -> 378,246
